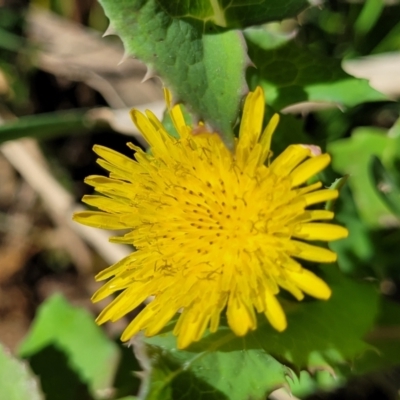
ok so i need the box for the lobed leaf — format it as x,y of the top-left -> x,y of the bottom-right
18,294 -> 120,398
99,0 -> 249,146
134,269 -> 379,399
329,127 -> 395,228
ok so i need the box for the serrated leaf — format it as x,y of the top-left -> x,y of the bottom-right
136,338 -> 288,400
18,294 -> 120,398
290,370 -> 344,399
245,29 -> 386,110
157,0 -> 311,28
134,269 -> 378,399
0,344 -> 44,400
99,0 -> 248,146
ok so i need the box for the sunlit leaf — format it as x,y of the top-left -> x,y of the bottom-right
134,270 -> 379,399
18,294 -> 120,398
99,0 -> 249,146
329,127 -> 394,228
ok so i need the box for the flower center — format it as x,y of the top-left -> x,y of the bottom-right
161,165 -> 298,259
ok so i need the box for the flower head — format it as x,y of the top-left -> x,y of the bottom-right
73,87 -> 348,349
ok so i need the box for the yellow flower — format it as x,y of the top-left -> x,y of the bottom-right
73,87 -> 348,349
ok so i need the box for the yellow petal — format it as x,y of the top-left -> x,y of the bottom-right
95,253 -> 136,281
145,306 -> 178,337
175,309 -> 212,349
91,276 -> 128,302
96,287 -> 145,324
83,176 -> 131,198
93,145 -> 138,173
227,295 -> 257,336
238,86 -> 264,144
293,223 -> 349,241
145,109 -> 171,138
175,309 -> 199,349
290,210 -> 334,224
259,113 -> 280,164
130,109 -> 159,147
302,189 -> 338,206
286,269 -> 331,300
264,291 -> 287,332
290,154 -> 331,187
296,181 -> 322,196
236,87 -> 265,166
176,323 -> 195,349
277,278 -> 304,301
270,145 -> 311,175
302,210 -> 334,222
72,211 -> 129,229
120,304 -> 157,341
291,240 -> 337,263
97,159 -> 134,182
209,295 -> 228,333
82,195 -> 133,214
164,87 -> 187,138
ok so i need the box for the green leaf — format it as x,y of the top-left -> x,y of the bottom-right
325,175 -> 349,212
136,337 -> 287,400
18,294 -> 120,398
382,118 -> 400,169
156,0 -> 311,28
98,0 -> 249,146
328,127 -> 394,228
369,155 -> 400,218
245,29 -> 386,110
135,270 -> 378,399
290,370 -> 344,399
0,344 -> 44,400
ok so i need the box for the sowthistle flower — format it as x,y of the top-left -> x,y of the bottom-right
73,87 -> 348,349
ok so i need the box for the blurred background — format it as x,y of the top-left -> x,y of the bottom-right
0,0 -> 400,399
